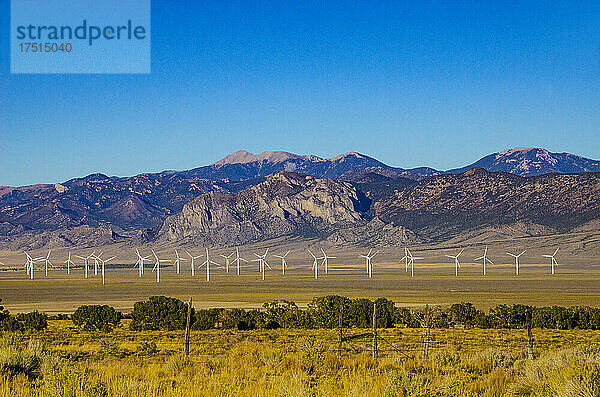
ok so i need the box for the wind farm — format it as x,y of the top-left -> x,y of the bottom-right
1,233 -> 599,314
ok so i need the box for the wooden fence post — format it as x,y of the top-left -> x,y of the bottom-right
184,297 -> 192,356
526,309 -> 534,359
337,308 -> 343,359
372,303 -> 378,360
422,305 -> 430,358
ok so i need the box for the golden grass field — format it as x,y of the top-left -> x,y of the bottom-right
1,320 -> 600,396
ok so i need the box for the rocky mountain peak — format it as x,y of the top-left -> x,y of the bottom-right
213,150 -> 321,166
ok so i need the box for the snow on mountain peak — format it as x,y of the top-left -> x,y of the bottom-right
329,152 -> 367,162
497,147 -> 537,156
214,150 -> 322,166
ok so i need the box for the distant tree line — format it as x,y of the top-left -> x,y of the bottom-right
2,296 -> 600,333
124,296 -> 600,332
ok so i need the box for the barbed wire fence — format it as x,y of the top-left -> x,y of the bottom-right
332,306 -> 542,360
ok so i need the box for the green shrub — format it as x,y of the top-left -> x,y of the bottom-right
16,311 -> 48,331
72,305 -> 122,332
130,296 -> 192,331
192,308 -> 222,330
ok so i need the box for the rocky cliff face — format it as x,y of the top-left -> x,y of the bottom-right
375,168 -> 600,240
158,172 -> 416,246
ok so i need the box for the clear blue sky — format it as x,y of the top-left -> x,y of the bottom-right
1,1 -> 599,186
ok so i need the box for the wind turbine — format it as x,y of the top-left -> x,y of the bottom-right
151,249 -> 169,283
24,252 -> 43,280
252,249 -> 270,281
274,250 -> 291,275
75,252 -> 95,278
307,250 -> 323,280
321,249 -> 335,274
173,249 -> 186,274
135,249 -> 150,277
359,249 -> 378,278
405,248 -> 423,278
95,253 -> 115,285
399,247 -> 409,272
65,251 -> 75,275
199,248 -> 221,282
185,250 -> 202,277
542,247 -> 559,275
445,249 -> 464,277
92,252 -> 103,276
232,248 -> 247,276
219,252 -> 235,274
42,251 -> 55,277
507,250 -> 526,276
474,246 -> 493,276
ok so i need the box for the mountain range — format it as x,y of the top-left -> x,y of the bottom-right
1,147 -> 599,250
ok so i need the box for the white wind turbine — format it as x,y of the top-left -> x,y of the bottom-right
95,253 -> 115,285
474,246 -> 493,276
24,252 -> 43,280
173,249 -> 187,274
507,250 -> 526,276
274,250 -> 291,275
232,248 -> 247,276
151,249 -> 169,283
307,250 -> 322,280
252,249 -> 270,281
135,249 -> 150,277
42,251 -> 55,277
75,252 -> 95,278
185,250 -> 203,277
542,248 -> 559,275
445,248 -> 464,277
199,248 -> 221,282
92,252 -> 103,276
219,252 -> 235,274
406,248 -> 423,278
65,251 -> 75,275
359,249 -> 378,278
24,252 -> 33,278
321,249 -> 335,274
399,247 -> 409,272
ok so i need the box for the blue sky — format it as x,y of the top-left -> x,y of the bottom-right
1,1 -> 599,186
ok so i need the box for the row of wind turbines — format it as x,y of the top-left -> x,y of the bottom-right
13,245 -> 561,285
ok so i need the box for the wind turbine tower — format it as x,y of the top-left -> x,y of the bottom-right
220,252 -> 235,274
135,249 -> 150,277
232,248 -> 247,276
42,251 -> 54,277
321,249 -> 335,274
542,248 -> 559,275
185,251 -> 202,277
173,249 -> 186,274
274,250 -> 291,275
199,248 -> 221,282
151,249 -> 169,283
445,249 -> 464,277
406,248 -> 423,278
507,250 -> 526,276
65,251 -> 75,275
359,249 -> 378,278
308,250 -> 322,280
252,249 -> 270,280
96,253 -> 115,285
474,246 -> 493,276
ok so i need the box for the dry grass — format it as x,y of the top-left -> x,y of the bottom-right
0,321 -> 599,396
